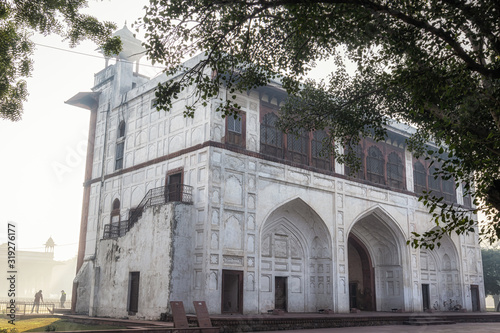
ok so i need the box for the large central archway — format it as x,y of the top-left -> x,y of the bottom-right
259,198 -> 332,313
348,207 -> 407,311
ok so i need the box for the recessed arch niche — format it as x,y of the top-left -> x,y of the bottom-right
419,231 -> 461,311
259,198 -> 332,313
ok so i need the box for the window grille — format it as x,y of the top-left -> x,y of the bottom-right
345,144 -> 365,179
287,129 -> 309,164
387,152 -> 404,189
311,130 -> 332,171
366,146 -> 385,185
413,161 -> 426,194
442,176 -> 456,203
260,113 -> 283,157
428,166 -> 441,192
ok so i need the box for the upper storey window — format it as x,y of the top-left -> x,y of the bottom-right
345,139 -> 406,190
115,121 -> 125,170
118,121 -> 126,138
462,184 -> 472,207
387,152 -> 404,190
260,112 -> 284,157
344,144 -> 365,180
413,159 -> 457,203
111,199 -> 121,224
442,176 -> 456,203
225,112 -> 246,147
312,130 -> 333,171
259,108 -> 335,171
366,146 -> 385,185
428,166 -> 441,193
413,161 -> 426,194
287,129 -> 309,164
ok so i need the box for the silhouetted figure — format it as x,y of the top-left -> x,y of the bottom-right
60,290 -> 66,308
31,290 -> 43,313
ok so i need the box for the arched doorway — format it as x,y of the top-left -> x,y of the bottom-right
348,208 -> 406,311
259,198 -> 332,313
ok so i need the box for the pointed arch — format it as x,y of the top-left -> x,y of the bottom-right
419,229 -> 462,310
348,205 -> 408,311
259,197 -> 333,313
348,205 -> 407,250
259,196 -> 331,240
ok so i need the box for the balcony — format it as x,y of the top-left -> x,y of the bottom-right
103,184 -> 193,239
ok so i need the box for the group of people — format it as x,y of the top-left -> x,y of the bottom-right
30,290 -> 67,313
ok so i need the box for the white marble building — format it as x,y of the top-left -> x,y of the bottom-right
67,27 -> 485,319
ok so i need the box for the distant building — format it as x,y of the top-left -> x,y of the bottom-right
68,26 -> 485,319
0,238 -> 76,301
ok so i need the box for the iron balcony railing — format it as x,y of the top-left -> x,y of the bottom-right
103,184 -> 193,239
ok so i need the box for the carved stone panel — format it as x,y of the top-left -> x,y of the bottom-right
261,275 -> 271,292
211,208 -> 220,226
209,270 -> 218,290
247,214 -> 255,230
224,214 -> 243,250
224,174 -> 243,205
248,235 -> 255,253
274,235 -> 288,258
210,231 -> 219,249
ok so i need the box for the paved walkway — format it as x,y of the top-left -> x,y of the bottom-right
259,322 -> 500,332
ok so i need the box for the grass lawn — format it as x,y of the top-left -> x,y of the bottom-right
0,317 -> 119,332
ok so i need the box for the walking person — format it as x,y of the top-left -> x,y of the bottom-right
31,290 -> 43,313
60,290 -> 66,308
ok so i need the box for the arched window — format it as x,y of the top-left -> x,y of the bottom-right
413,161 -> 426,194
112,198 -> 120,211
260,113 -> 283,157
311,130 -> 332,171
345,144 -> 365,180
118,121 -> 126,138
115,121 -> 125,170
387,152 -> 404,189
287,129 -> 309,164
110,199 -> 121,237
366,146 -> 385,185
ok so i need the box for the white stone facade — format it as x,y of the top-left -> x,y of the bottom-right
69,53 -> 485,320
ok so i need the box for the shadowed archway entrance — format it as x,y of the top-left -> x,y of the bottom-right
348,234 -> 375,311
348,207 -> 406,311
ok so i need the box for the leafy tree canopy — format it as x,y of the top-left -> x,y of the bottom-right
0,0 -> 122,121
140,0 -> 500,247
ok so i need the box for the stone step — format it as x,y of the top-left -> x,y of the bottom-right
404,317 -> 456,326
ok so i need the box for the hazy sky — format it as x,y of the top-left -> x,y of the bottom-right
0,0 -> 156,260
